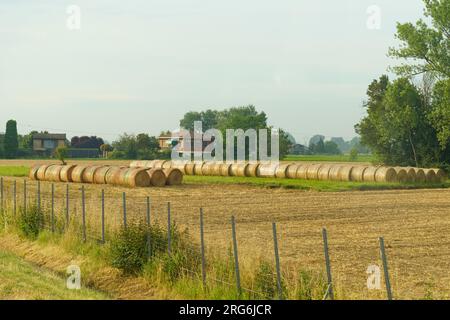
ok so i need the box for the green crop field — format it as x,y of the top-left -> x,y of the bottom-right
0,250 -> 108,300
0,166 -> 29,177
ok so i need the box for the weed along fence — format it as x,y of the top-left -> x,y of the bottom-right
0,177 -> 406,300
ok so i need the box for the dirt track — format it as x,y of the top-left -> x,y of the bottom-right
1,172 -> 449,299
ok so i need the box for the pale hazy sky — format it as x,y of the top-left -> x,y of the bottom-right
0,0 -> 425,144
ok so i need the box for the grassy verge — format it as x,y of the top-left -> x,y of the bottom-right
0,204 -> 329,300
184,175 -> 450,192
0,250 -> 109,299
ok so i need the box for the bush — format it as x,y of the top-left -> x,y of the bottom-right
253,261 -> 285,299
295,269 -> 328,300
349,147 -> 359,161
17,205 -> 44,239
110,223 -> 149,274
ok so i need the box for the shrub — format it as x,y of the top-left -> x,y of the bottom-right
295,269 -> 328,300
17,205 -> 44,239
253,261 -> 285,300
110,223 -> 148,274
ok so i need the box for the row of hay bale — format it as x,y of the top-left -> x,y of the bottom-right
129,160 -> 446,183
29,164 -> 183,187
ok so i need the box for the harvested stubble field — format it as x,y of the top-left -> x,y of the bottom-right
1,173 -> 450,299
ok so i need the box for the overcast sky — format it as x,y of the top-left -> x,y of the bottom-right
0,0 -> 425,144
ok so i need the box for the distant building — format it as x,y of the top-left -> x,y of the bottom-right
158,131 -> 212,156
32,133 -> 66,156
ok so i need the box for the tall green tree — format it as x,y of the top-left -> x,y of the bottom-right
356,76 -> 444,167
388,0 -> 450,78
180,109 -> 220,131
4,120 -> 18,159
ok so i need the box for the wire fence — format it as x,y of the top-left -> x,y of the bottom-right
0,177 -> 401,300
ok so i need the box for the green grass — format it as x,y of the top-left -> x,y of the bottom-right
283,154 -> 376,163
184,175 -> 450,192
0,250 -> 109,300
0,166 -> 29,177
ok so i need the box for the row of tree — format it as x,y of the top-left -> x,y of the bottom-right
355,0 -> 449,170
179,105 -> 293,159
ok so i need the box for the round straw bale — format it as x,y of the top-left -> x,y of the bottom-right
375,167 -> 397,182
163,168 -> 183,185
328,165 -> 342,181
423,169 -> 437,183
45,165 -> 64,182
235,163 -> 250,177
82,166 -> 104,184
147,169 -> 167,187
412,168 -> 426,183
433,168 -> 447,182
29,165 -> 41,180
245,163 -> 260,177
71,165 -> 89,183
184,163 -> 195,175
193,162 -> 205,175
36,165 -> 51,181
317,164 -> 333,180
211,163 -> 223,176
201,162 -> 216,176
403,167 -> 417,182
286,164 -> 299,179
152,160 -> 168,169
220,163 -> 232,176
112,168 -> 129,186
124,168 -> 150,187
306,164 -> 322,180
162,161 -> 173,169
93,166 -> 112,184
256,163 -> 279,178
129,161 -> 141,168
60,165 -> 76,182
229,163 -> 240,176
171,161 -> 188,174
105,166 -> 123,184
362,166 -> 378,182
275,163 -> 292,179
349,166 -> 368,182
337,165 -> 353,181
296,165 -> 309,180
393,167 -> 408,182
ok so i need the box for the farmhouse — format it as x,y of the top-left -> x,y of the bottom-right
32,133 -> 66,156
158,131 -> 212,156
